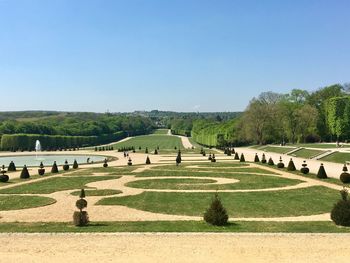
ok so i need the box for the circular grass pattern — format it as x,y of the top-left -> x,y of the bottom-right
0,195 -> 56,211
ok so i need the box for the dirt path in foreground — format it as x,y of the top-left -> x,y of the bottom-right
1,233 -> 349,263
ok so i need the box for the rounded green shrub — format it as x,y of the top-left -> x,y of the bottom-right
73,160 -> 79,169
240,153 -> 245,162
300,161 -> 309,174
8,161 -> 16,172
261,153 -> 266,164
103,158 -> 108,168
208,154 -> 212,161
73,211 -> 89,226
63,160 -> 69,171
331,188 -> 350,227
317,163 -> 327,179
146,156 -> 151,164
267,157 -> 274,165
277,157 -> 284,168
0,166 -> 9,182
287,158 -> 296,171
38,161 -> 45,176
20,165 -> 30,179
203,193 -> 229,226
254,153 -> 260,162
51,161 -> 59,173
128,158 -> 133,166
76,198 -> 88,210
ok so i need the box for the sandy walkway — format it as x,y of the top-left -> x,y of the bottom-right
1,233 -> 350,263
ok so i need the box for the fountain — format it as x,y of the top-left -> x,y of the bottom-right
35,140 -> 42,159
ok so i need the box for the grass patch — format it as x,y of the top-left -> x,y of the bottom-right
70,189 -> 122,196
0,195 -> 56,210
151,129 -> 169,135
289,148 -> 325,159
321,152 -> 350,164
0,176 -> 120,194
0,221 -> 349,233
262,146 -> 296,154
98,186 -> 337,218
112,134 -> 184,151
293,143 -> 350,149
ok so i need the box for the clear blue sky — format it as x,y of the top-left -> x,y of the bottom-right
0,0 -> 349,112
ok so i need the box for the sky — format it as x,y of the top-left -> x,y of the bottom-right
0,0 -> 349,112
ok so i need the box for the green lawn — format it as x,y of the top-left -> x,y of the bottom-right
262,146 -> 296,154
321,152 -> 350,164
0,176 -> 119,194
126,173 -> 302,190
0,195 -> 56,210
0,221 -> 349,233
289,148 -> 325,159
292,143 -> 350,149
70,189 -> 122,196
98,186 -> 337,218
151,129 -> 169,135
112,134 -> 184,152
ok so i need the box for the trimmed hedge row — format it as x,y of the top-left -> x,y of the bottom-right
0,131 -> 127,151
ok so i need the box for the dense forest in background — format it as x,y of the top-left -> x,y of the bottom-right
0,83 -> 349,150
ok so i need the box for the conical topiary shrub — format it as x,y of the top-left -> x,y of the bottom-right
38,162 -> 45,176
211,154 -> 216,162
331,188 -> 350,226
234,152 -> 239,160
340,164 -> 350,184
73,159 -> 79,169
146,156 -> 151,164
73,189 -> 89,226
203,193 -> 229,226
51,161 -> 59,173
176,150 -> 182,165
103,158 -> 108,168
268,157 -> 274,165
254,153 -> 260,162
300,161 -> 309,174
240,153 -> 245,162
287,158 -> 296,171
63,160 -> 69,171
145,147 -> 148,154
20,165 -> 30,179
277,157 -> 284,168
208,154 -> 212,161
8,161 -> 16,172
261,153 -> 266,164
154,149 -> 158,155
317,163 -> 327,179
127,158 -> 132,166
0,165 -> 9,182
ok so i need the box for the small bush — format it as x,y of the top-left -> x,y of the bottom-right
340,173 -> 350,184
317,163 -> 327,179
203,193 -> 229,226
0,174 -> 9,182
128,158 -> 132,166
76,198 -> 88,210
300,161 -> 310,174
208,154 -> 212,161
154,149 -> 158,155
261,153 -> 266,164
63,160 -> 69,171
287,158 -> 296,171
20,165 -> 30,179
145,147 -> 148,154
176,151 -> 182,165
331,188 -> 350,227
234,152 -> 239,160
73,160 -> 79,169
240,153 -> 245,162
38,161 -> 45,176
8,161 -> 16,172
254,154 -> 259,162
146,156 -> 151,164
73,211 -> 89,226
51,161 -> 59,173
277,157 -> 284,168
211,155 -> 216,162
103,158 -> 108,168
267,157 -> 274,165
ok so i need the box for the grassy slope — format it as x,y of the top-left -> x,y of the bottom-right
289,148 -> 325,159
262,146 -> 295,154
151,129 -> 169,135
321,152 -> 350,164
